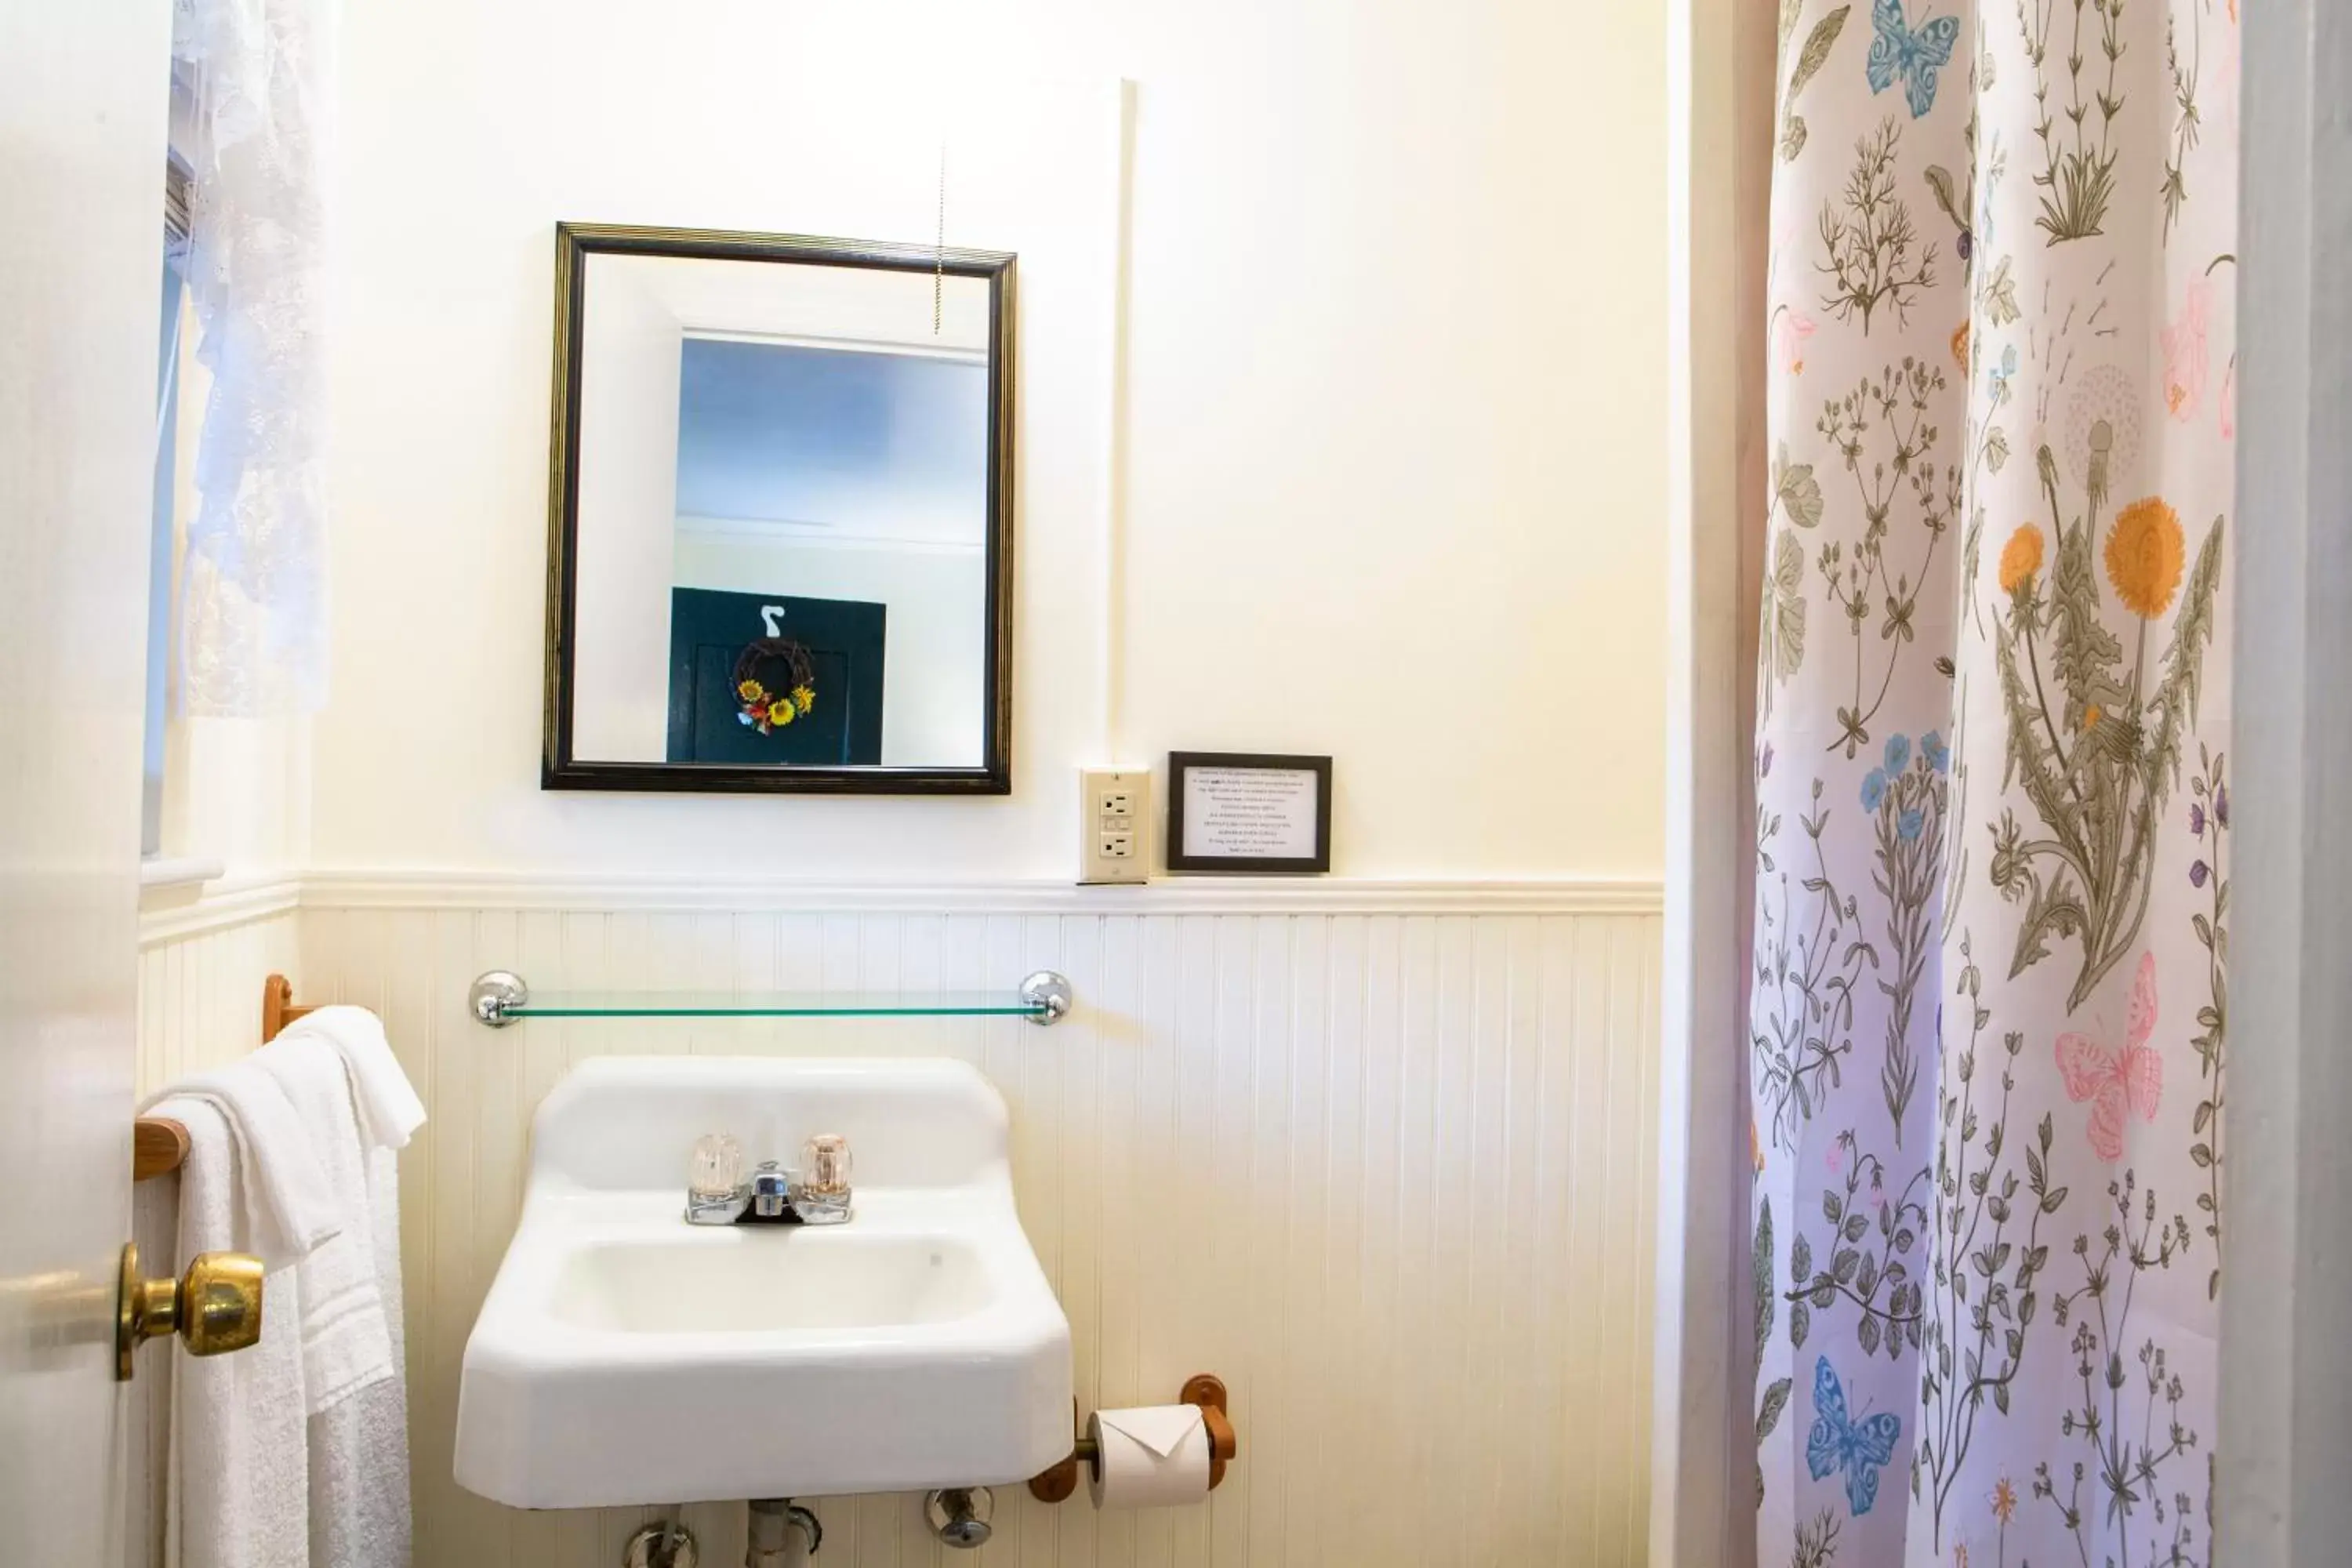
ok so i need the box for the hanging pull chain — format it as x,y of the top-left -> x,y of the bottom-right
933,143 -> 947,336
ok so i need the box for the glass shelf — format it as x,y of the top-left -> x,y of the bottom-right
500,991 -> 1051,1020
468,968 -> 1074,1026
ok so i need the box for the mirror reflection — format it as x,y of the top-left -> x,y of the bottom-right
547,228 -> 1013,793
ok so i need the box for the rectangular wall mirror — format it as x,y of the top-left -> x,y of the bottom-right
542,223 -> 1015,793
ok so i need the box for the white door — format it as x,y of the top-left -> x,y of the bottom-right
0,3 -> 174,1560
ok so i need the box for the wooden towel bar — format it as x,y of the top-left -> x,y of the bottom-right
132,973 -> 315,1181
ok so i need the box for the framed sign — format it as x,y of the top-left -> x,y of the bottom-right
1165,752 -> 1333,874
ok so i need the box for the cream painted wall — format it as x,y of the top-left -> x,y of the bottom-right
308,0 -> 1668,882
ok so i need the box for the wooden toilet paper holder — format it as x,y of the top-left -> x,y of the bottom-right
1027,1373 -> 1238,1503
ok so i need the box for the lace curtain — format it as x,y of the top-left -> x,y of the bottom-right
1748,1 -> 2237,1563
172,0 -> 328,716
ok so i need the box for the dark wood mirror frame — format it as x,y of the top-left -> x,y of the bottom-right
540,222 -> 1016,795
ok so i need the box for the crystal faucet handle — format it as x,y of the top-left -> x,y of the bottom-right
804,1134 -> 851,1192
793,1134 -> 853,1224
688,1133 -> 744,1200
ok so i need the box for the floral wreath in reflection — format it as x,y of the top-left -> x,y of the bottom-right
733,637 -> 817,735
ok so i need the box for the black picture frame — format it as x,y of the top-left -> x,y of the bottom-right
540,223 -> 1016,796
1164,752 -> 1334,875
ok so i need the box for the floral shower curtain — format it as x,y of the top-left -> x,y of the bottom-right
1748,0 -> 2235,1563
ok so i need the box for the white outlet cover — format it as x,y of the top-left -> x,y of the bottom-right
1078,767 -> 1150,885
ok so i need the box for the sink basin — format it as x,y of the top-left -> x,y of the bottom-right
453,1057 -> 1073,1509
550,1234 -> 993,1334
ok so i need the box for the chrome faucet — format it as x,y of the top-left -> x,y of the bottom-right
750,1161 -> 796,1220
684,1134 -> 852,1226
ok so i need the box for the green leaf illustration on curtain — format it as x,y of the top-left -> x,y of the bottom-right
1784,1131 -> 1930,1361
1914,935 -> 2066,1551
2187,746 -> 2228,1301
1776,441 -> 1828,528
1814,364 -> 1956,757
1987,458 -> 2225,1008
2021,0 -> 2127,242
2161,2 -> 2206,238
1979,253 -> 2021,325
1791,1511 -> 1843,1568
2033,1174 -> 2199,1559
1790,1225 -> 1816,1351
1752,781 -> 1882,1150
1922,160 -> 1969,255
1763,529 -> 1811,689
1781,4 -> 1853,160
1819,118 -> 1940,330
1863,733 -> 1947,1132
1755,1195 -> 1794,1504
1767,438 -> 1826,699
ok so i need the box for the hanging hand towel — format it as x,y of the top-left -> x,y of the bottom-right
146,1086 -> 323,1568
281,1005 -> 425,1152
250,1034 -> 399,1414
143,1064 -> 343,1269
274,1008 -> 424,1568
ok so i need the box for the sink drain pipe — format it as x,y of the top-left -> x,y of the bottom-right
746,1498 -> 822,1566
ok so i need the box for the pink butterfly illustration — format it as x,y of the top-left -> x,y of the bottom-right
2056,951 -> 2163,1161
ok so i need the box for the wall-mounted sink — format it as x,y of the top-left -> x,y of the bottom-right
453,1057 -> 1073,1509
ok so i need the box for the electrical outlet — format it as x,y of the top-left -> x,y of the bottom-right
1078,767 -> 1150,885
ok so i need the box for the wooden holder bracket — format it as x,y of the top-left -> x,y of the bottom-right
135,974 -> 314,1182
1027,1373 -> 1239,1504
260,971 -> 316,1044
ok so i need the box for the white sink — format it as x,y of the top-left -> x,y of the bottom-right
453,1057 -> 1073,1509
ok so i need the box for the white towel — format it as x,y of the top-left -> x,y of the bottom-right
276,1008 -> 421,1568
151,1092 -> 315,1568
151,1015 -> 424,1568
141,1066 -> 342,1271
250,1035 -> 400,1414
282,1005 -> 426,1152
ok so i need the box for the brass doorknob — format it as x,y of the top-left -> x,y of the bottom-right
115,1242 -> 263,1381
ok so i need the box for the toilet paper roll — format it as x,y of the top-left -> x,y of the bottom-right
1086,1404 -> 1212,1510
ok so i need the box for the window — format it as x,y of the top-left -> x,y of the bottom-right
143,70 -> 196,860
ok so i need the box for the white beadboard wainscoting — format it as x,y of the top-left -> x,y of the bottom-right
136,880 -> 302,1089
137,879 -> 1662,1568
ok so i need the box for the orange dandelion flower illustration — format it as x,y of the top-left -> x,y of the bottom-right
2107,497 -> 2187,619
1992,1476 -> 2017,1525
1998,524 -> 2045,594
1951,322 -> 1971,376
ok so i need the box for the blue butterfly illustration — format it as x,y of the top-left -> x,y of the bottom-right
1806,1356 -> 1900,1516
1867,0 -> 1961,118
